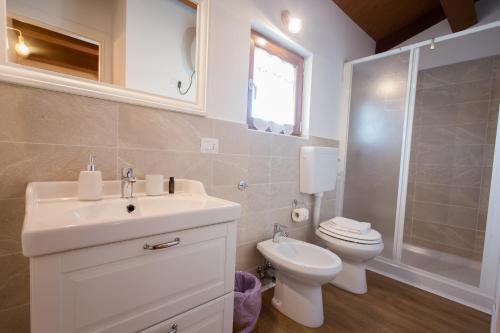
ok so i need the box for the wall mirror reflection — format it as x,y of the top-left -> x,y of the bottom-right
5,0 -> 199,102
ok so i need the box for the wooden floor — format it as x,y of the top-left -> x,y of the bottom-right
255,271 -> 491,333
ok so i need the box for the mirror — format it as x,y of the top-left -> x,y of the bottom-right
4,0 -> 201,103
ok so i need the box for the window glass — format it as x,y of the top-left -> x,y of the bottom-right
252,47 -> 297,125
248,31 -> 304,136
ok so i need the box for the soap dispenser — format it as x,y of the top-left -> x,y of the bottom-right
78,155 -> 103,201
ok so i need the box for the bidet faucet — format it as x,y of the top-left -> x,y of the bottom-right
121,167 -> 136,199
273,223 -> 288,243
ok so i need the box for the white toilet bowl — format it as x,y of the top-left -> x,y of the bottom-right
257,237 -> 342,327
315,227 -> 383,294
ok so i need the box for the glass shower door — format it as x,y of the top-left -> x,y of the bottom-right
343,51 -> 411,259
341,23 -> 500,309
401,26 -> 500,287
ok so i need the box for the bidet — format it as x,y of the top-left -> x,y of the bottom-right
257,237 -> 342,327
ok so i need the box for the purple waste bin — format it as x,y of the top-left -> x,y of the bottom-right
233,271 -> 262,333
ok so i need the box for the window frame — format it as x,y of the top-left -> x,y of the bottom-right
247,30 -> 304,136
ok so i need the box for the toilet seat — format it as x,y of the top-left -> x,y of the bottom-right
318,226 -> 382,245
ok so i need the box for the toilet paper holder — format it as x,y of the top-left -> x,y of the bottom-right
291,199 -> 309,223
292,199 -> 306,209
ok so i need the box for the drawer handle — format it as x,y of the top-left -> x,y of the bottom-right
143,238 -> 180,250
168,324 -> 178,333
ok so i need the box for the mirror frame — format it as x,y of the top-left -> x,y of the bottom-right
0,0 -> 210,115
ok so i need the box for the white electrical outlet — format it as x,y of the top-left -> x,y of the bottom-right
200,138 -> 219,154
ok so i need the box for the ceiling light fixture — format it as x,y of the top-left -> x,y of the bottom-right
281,10 -> 302,34
6,26 -> 30,57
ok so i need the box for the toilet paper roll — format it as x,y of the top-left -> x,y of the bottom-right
292,208 -> 309,223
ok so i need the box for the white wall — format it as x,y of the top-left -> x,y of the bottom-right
397,0 -> 500,47
418,25 -> 500,70
125,0 -> 197,101
206,0 -> 375,139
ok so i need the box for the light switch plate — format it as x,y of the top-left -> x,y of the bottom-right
200,137 -> 219,154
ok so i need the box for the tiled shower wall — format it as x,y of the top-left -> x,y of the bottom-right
404,55 -> 500,260
0,82 -> 338,331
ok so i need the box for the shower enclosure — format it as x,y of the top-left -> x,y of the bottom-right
339,22 -> 500,313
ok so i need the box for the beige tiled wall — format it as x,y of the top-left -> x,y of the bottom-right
404,56 -> 500,260
0,82 -> 338,331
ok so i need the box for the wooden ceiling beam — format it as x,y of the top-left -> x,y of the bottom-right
439,0 -> 477,32
178,0 -> 197,10
375,5 -> 446,53
375,0 -> 479,53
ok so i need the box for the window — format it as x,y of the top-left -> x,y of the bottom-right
247,31 -> 304,136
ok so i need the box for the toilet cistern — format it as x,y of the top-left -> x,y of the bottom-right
273,223 -> 288,243
299,146 -> 338,226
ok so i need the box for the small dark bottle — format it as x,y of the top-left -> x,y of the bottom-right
169,177 -> 175,194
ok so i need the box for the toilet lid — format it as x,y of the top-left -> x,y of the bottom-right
318,226 -> 382,245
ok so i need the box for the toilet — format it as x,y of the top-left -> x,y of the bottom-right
257,237 -> 342,327
315,223 -> 383,294
300,146 -> 383,295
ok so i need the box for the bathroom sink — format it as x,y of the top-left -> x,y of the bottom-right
22,179 -> 240,257
63,195 -> 213,224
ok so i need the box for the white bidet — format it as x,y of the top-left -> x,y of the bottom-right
257,237 -> 342,327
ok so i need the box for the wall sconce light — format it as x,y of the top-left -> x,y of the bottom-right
6,26 -> 30,57
281,10 -> 302,34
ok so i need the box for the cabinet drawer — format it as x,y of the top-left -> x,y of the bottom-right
140,293 -> 234,333
48,223 -> 236,332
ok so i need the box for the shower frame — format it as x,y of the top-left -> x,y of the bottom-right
337,20 -> 500,314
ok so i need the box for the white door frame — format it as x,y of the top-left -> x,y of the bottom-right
393,47 -> 419,261
481,103 -> 500,292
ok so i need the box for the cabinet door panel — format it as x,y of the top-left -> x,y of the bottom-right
60,225 -> 229,332
140,294 -> 233,333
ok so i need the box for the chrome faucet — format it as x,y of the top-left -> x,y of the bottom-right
121,167 -> 136,199
273,223 -> 288,243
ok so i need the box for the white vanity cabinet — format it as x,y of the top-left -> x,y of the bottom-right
30,222 -> 236,333
23,180 -> 240,333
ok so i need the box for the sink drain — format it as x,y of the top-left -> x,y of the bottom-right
126,204 -> 135,213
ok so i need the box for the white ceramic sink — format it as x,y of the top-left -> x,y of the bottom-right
22,179 -> 240,257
